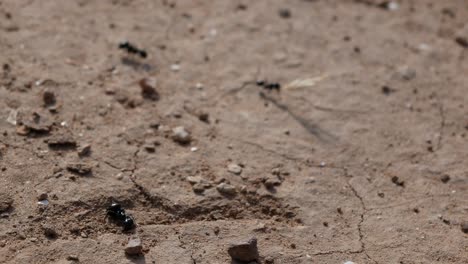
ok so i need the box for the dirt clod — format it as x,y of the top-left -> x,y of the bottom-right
440,174 -> 451,183
66,163 -> 92,175
43,90 -> 56,106
228,237 -> 259,262
139,78 -> 159,101
42,224 -> 59,238
47,132 -> 77,148
0,193 -> 13,213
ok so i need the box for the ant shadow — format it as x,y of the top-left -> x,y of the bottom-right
231,260 -> 261,264
121,57 -> 153,72
126,254 -> 146,264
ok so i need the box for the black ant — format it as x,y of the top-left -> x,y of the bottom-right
106,202 -> 135,231
118,41 -> 147,58
256,80 -> 281,91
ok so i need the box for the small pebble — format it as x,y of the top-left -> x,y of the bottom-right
278,8 -> 291,19
139,77 -> 159,101
67,255 -> 79,261
440,174 -> 451,183
77,144 -> 91,157
37,200 -> 49,206
125,237 -> 143,255
170,64 -> 180,71
228,237 -> 259,262
186,176 -> 202,184
37,192 -> 48,201
461,222 -> 468,234
171,126 -> 191,144
43,90 -> 56,106
227,163 -> 242,175
216,183 -> 237,196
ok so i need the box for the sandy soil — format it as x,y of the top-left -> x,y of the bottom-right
0,0 -> 467,263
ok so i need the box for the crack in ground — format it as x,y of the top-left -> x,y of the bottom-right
342,168 -> 378,264
177,233 -> 197,264
436,99 -> 445,151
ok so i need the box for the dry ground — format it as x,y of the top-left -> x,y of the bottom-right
0,0 -> 467,263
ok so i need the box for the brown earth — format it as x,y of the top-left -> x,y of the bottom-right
0,0 -> 467,263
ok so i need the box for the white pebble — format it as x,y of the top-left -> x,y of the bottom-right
190,147 -> 198,152
344,261 -> 355,264
387,1 -> 399,11
37,200 -> 49,206
170,64 -> 180,71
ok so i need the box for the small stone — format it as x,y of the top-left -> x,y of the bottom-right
170,64 -> 180,71
395,66 -> 416,81
37,192 -> 48,201
186,176 -> 202,184
66,163 -> 92,175
192,183 -> 206,194
143,144 -> 156,153
77,144 -> 91,157
198,112 -> 209,123
6,109 -> 18,125
217,183 -> 237,196
139,78 -> 160,101
344,261 -> 355,264
171,126 -> 191,144
37,200 -> 49,206
105,87 -> 115,95
381,86 -> 395,95
43,90 -> 56,106
125,237 -> 143,255
278,8 -> 291,19
42,224 -> 58,238
16,125 -> 29,135
264,176 -> 282,188
440,174 -> 451,183
227,163 -> 242,175
0,193 -> 13,213
461,222 -> 468,234
66,255 -> 79,261
228,237 -> 259,262
80,232 -> 88,238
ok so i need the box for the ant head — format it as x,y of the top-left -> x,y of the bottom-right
118,41 -> 129,48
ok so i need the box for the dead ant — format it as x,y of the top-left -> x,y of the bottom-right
118,41 -> 147,58
106,202 -> 135,231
